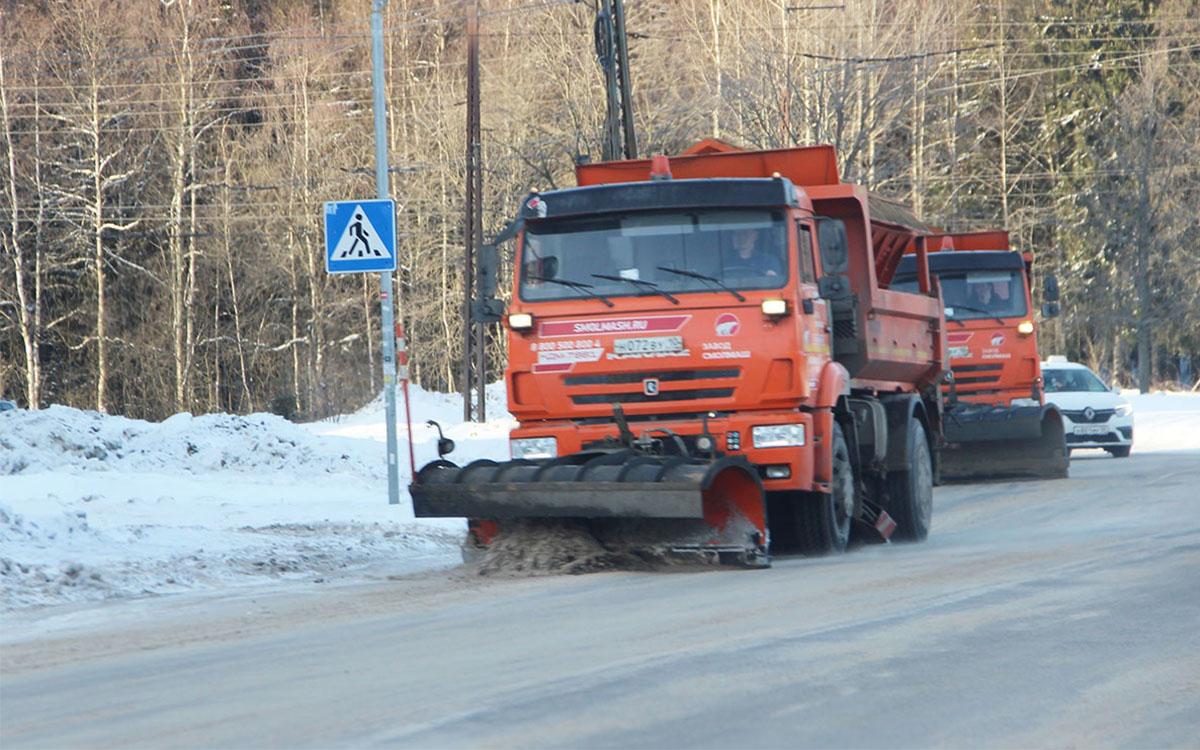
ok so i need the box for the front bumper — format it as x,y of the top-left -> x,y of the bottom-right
508,412 -> 815,492
1063,415 -> 1133,450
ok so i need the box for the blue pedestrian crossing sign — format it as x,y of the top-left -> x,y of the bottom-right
324,199 -> 397,274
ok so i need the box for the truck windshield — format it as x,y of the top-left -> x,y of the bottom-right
892,270 -> 1027,320
519,209 -> 788,302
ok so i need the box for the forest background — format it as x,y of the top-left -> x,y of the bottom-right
2,0 -> 1198,420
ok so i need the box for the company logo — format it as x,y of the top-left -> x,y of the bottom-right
1083,406 -> 1095,421
643,378 -> 660,396
715,312 -> 740,337
991,333 -> 1006,347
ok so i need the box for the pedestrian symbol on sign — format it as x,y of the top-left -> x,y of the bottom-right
330,207 -> 391,261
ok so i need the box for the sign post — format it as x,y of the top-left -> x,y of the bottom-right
325,196 -> 402,507
319,0 -> 404,506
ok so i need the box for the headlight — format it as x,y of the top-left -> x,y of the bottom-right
761,299 -> 788,316
508,313 -> 533,330
1017,320 -> 1034,334
1115,403 -> 1133,417
510,436 -> 556,459
752,424 -> 805,448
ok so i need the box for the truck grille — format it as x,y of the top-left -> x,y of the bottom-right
564,368 -> 739,386
565,367 -> 740,406
571,388 -> 735,405
950,364 -> 1003,386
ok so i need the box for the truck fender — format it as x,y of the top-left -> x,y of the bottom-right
881,394 -> 933,474
813,362 -> 852,485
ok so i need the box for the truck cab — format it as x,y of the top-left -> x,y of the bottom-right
889,233 -> 1068,480
504,176 -> 830,496
891,249 -> 1041,406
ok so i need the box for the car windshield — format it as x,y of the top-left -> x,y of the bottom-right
518,209 -> 788,302
1043,368 -> 1109,393
892,270 -> 1027,320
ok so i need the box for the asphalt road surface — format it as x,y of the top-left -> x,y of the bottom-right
4,446 -> 1199,748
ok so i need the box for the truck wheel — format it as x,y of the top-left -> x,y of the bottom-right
798,422 -> 852,555
888,418 -> 932,542
1106,445 -> 1131,458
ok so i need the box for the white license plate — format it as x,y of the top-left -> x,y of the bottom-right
1074,424 -> 1110,435
613,335 -> 683,355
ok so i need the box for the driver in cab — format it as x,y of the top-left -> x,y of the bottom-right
724,228 -> 783,278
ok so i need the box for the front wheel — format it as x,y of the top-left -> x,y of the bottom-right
797,422 -> 853,555
888,418 -> 933,542
1106,445 -> 1131,458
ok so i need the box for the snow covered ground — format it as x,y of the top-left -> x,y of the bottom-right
1,387 -> 1196,612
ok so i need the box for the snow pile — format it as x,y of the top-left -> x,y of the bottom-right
0,383 -> 516,611
0,406 -> 380,478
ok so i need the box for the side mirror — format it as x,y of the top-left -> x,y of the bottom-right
816,219 -> 849,275
1043,274 -> 1060,302
818,275 -> 852,300
471,299 -> 504,323
477,243 -> 499,298
1041,301 -> 1060,319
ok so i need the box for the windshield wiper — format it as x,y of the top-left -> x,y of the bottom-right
947,303 -> 1005,326
655,266 -> 746,302
528,276 -> 614,307
590,273 -> 679,304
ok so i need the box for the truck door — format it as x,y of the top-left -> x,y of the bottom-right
796,220 -> 830,391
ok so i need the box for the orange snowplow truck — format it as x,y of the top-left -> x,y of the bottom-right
889,232 -> 1069,481
411,142 -> 949,565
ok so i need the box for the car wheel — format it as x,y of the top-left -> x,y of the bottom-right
1105,445 -> 1131,458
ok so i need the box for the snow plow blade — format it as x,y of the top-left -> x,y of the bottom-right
940,403 -> 1068,482
410,450 -> 768,566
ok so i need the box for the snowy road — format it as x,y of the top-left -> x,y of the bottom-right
4,444 -> 1199,748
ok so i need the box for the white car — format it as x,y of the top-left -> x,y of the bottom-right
1042,356 -> 1133,457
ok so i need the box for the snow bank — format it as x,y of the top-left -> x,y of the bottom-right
0,383 -> 515,612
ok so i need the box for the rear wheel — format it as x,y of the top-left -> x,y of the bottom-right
1106,445 -> 1131,458
888,418 -> 933,542
798,422 -> 852,555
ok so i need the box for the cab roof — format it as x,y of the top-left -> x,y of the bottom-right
893,250 -> 1024,280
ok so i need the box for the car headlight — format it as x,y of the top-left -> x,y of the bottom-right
752,424 -> 805,448
510,436 -> 557,459
1115,403 -> 1133,417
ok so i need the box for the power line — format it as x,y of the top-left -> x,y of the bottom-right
0,0 -> 576,77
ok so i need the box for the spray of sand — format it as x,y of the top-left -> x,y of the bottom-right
476,520 -> 661,577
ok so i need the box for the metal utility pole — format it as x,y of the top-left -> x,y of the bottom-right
596,0 -> 637,161
612,0 -> 637,159
370,0 -> 401,504
462,0 -> 483,421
